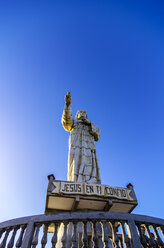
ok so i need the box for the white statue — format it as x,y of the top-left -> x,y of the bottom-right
62,92 -> 101,184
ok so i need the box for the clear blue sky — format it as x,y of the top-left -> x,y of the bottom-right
0,0 -> 164,222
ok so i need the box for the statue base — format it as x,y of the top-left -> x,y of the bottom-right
45,179 -> 137,217
44,177 -> 138,245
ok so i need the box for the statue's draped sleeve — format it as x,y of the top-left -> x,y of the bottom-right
90,123 -> 100,141
61,104 -> 74,131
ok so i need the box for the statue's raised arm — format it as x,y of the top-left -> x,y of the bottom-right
62,92 -> 101,184
61,92 -> 73,132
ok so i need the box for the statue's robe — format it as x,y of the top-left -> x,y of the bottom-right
62,104 -> 101,184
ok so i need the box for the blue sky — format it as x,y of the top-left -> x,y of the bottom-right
0,0 -> 164,222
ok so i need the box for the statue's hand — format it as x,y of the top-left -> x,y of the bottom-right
82,118 -> 91,125
65,91 -> 71,106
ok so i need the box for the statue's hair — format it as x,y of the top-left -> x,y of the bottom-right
75,110 -> 88,119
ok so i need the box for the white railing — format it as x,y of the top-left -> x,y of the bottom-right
0,211 -> 164,247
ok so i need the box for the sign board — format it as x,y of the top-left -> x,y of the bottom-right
51,181 -> 133,201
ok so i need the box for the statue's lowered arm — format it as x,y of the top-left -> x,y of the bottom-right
61,92 -> 73,132
90,123 -> 100,141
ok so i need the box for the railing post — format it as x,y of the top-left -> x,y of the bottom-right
82,221 -> 88,248
120,221 -> 130,248
61,221 -> 68,248
71,221 -> 78,248
100,220 -> 110,248
127,219 -> 141,248
21,221 -> 35,248
110,220 -> 119,248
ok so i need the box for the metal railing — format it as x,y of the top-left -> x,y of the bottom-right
0,211 -> 164,247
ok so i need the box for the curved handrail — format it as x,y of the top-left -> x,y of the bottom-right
0,211 -> 164,248
1,211 -> 164,228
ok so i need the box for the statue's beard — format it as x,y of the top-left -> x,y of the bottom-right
76,116 -> 87,121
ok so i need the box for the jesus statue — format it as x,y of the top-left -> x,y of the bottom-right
61,92 -> 101,184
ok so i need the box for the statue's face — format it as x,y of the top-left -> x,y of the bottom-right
76,110 -> 87,120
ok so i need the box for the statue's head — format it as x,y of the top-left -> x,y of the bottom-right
75,110 -> 87,120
